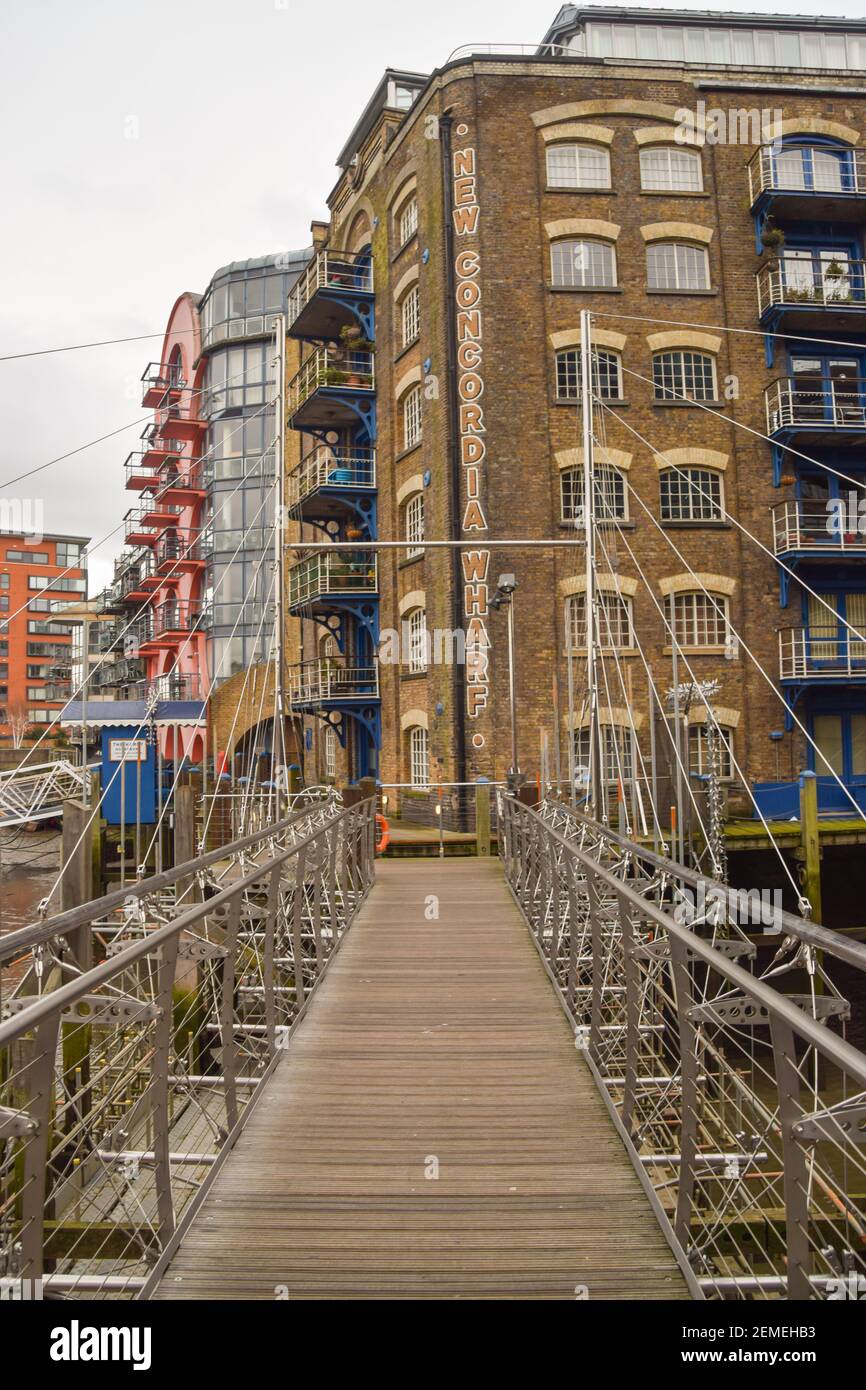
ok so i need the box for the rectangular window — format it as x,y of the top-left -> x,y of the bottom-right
56,542 -> 84,567
5,550 -> 49,564
556,348 -> 621,401
647,242 -> 710,291
405,492 -> 425,558
689,723 -> 734,779
28,575 -> 86,592
551,239 -> 617,288
403,385 -> 423,450
398,196 -> 418,246
566,592 -> 633,649
561,466 -> 627,523
653,351 -> 716,402
639,147 -> 703,192
660,468 -> 723,521
324,725 -> 337,779
666,591 -> 729,647
401,284 -> 420,347
409,725 -> 429,788
574,725 -> 635,786
407,607 -> 427,673
546,143 -> 611,190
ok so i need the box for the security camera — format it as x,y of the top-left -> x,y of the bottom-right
496,573 -> 517,595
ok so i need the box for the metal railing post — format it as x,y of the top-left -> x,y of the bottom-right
771,1015 -> 812,1300
217,894 -> 242,1132
18,1010 -> 61,1282
616,889 -> 640,1138
586,867 -> 604,1061
152,932 -> 180,1239
264,864 -> 281,1052
668,932 -> 700,1251
291,847 -> 308,1009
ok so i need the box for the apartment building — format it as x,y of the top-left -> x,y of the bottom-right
84,251 -> 309,770
0,532 -> 87,740
285,7 -> 866,825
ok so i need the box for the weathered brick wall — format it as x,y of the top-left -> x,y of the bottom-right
309,58 -> 866,814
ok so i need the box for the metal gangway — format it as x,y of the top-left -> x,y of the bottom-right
0,758 -> 92,828
1,792 -> 866,1300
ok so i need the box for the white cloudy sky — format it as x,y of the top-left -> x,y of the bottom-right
0,0 -> 843,592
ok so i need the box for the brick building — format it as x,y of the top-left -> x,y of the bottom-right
285,8 -> 866,827
0,532 -> 87,741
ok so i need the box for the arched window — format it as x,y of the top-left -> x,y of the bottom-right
652,350 -> 717,401
561,465 -> 627,523
401,283 -> 420,347
555,347 -> 621,401
565,591 -> 633,649
403,384 -> 423,450
406,607 -> 427,673
408,724 -> 429,788
551,239 -> 617,289
646,242 -> 710,291
659,467 -> 723,521
546,143 -> 611,189
639,146 -> 703,192
665,590 -> 730,648
688,721 -> 734,780
404,491 -> 425,557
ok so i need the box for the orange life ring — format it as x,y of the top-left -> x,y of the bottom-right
375,813 -> 390,854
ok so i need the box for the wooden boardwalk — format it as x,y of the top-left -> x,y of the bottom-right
153,860 -> 689,1300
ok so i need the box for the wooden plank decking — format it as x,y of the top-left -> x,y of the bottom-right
153,859 -> 689,1300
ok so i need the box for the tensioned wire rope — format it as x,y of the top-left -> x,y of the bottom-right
590,393 -> 860,903
611,356 -> 866,647
26,345 -> 288,885
589,398 -> 737,872
589,432 -> 807,907
37,476 -> 282,916
589,307 -> 866,496
1,360 -> 283,779
141,545 -> 280,884
0,351 -> 281,607
590,393 -> 800,888
594,389 -> 866,833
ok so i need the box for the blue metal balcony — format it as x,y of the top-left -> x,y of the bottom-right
780,625 -> 866,685
286,445 -> 376,533
748,145 -> 866,229
288,249 -> 374,342
287,348 -> 375,437
757,258 -> 866,335
765,378 -> 866,448
288,658 -> 379,709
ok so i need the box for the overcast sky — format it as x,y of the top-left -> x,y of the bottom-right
0,0 -> 845,592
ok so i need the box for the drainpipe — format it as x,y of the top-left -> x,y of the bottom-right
440,110 -> 469,808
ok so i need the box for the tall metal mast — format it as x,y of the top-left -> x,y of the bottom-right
272,312 -> 288,814
580,309 -> 599,821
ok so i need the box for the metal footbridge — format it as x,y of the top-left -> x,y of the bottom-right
2,794 -> 866,1300
0,759 -> 92,828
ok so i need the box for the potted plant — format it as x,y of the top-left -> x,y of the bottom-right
761,222 -> 785,252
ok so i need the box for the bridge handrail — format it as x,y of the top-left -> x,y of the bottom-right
0,797 -> 376,1296
542,798 -> 866,974
0,793 -> 340,966
498,792 -> 866,1300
